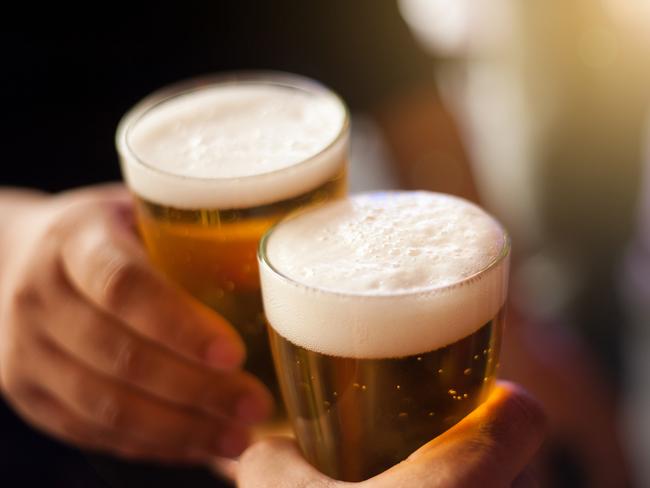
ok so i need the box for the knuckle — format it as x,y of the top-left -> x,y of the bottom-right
480,387 -> 547,446
95,396 -> 129,431
72,382 -> 129,430
501,388 -> 547,439
74,310 -> 148,383
111,339 -> 142,381
98,334 -> 145,382
11,282 -> 44,314
100,257 -> 142,311
0,339 -> 38,398
0,369 -> 32,402
463,432 -> 499,458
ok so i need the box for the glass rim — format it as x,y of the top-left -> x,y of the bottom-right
257,191 -> 511,300
115,70 -> 350,184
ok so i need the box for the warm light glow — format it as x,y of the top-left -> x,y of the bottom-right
398,0 -> 514,56
398,0 -> 471,54
602,0 -> 650,40
578,27 -> 619,69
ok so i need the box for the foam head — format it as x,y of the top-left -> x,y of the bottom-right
259,192 -> 510,358
117,75 -> 348,209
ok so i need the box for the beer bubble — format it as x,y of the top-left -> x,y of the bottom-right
261,192 -> 508,359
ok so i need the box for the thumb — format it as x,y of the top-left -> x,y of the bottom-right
237,437 -> 339,488
237,383 -> 545,488
365,381 -> 547,488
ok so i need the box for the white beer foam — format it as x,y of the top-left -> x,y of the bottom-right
117,82 -> 347,209
260,192 -> 509,358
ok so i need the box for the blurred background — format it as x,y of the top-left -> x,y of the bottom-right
2,1 -> 650,486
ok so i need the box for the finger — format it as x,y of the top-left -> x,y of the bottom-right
61,183 -> 133,205
7,382 -> 208,465
369,381 -> 546,488
238,437 -> 339,488
60,203 -> 246,371
43,273 -> 272,424
57,185 -> 135,228
28,335 -> 251,458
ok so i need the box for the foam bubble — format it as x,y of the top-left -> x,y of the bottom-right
117,80 -> 347,209
259,192 -> 509,358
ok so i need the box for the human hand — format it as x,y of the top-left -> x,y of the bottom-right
0,185 -> 272,464
238,381 -> 545,487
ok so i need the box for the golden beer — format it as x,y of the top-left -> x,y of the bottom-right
117,74 -> 349,419
259,192 -> 509,481
268,314 -> 502,481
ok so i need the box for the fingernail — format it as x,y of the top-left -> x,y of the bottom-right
205,339 -> 243,370
218,431 -> 249,458
236,394 -> 270,424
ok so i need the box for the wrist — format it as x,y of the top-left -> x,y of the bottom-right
0,189 -> 48,394
0,189 -> 48,274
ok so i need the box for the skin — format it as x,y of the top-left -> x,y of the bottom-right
0,182 -> 549,488
237,381 -> 547,488
0,185 -> 273,463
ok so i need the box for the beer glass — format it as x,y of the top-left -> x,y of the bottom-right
259,191 -> 510,481
116,73 -> 349,427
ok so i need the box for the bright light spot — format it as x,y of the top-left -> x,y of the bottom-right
398,0 -> 471,54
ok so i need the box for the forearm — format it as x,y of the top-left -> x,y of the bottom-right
373,84 -> 480,203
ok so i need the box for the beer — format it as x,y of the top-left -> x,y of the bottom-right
116,74 -> 349,422
259,192 -> 509,481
